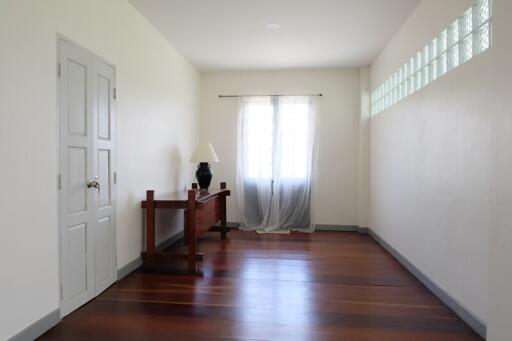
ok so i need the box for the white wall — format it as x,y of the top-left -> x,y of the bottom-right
0,1 -> 199,339
370,0 -> 512,333
199,69 -> 362,226
358,67 -> 371,229
487,0 -> 512,339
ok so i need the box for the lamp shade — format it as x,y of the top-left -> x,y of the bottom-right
190,142 -> 220,163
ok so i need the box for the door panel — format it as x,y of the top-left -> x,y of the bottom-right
95,217 -> 112,284
97,75 -> 111,140
59,39 -> 116,317
98,150 -> 110,207
65,223 -> 88,299
67,147 -> 87,213
67,60 -> 87,136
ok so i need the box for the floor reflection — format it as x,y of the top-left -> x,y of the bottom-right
41,231 -> 482,340
234,247 -> 315,339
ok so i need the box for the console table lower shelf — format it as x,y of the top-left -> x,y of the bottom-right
140,182 -> 230,272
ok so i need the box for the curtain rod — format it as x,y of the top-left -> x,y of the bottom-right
219,94 -> 323,98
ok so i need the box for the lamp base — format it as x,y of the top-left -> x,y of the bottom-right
196,162 -> 212,190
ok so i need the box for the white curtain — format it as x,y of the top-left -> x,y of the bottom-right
236,95 -> 317,232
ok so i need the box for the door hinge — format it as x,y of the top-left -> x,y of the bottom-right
57,62 -> 61,78
57,174 -> 62,190
113,88 -> 117,100
113,172 -> 117,184
60,285 -> 63,300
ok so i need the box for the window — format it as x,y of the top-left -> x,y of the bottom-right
277,102 -> 311,179
241,97 -> 315,180
243,100 -> 274,179
237,96 -> 317,230
371,0 -> 491,115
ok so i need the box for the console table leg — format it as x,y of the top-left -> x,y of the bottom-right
187,190 -> 197,272
220,182 -> 227,240
145,190 -> 156,267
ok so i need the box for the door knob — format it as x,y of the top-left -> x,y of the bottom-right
86,177 -> 100,190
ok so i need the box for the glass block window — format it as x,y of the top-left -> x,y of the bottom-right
371,0 -> 491,116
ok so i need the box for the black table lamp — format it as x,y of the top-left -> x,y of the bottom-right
190,142 -> 220,190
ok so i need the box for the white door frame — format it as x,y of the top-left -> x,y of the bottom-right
56,34 -> 118,317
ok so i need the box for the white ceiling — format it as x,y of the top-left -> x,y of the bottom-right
129,0 -> 421,71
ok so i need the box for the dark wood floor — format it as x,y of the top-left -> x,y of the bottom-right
41,231 -> 481,340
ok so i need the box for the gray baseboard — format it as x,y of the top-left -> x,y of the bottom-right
315,224 -> 359,232
226,221 -> 241,228
117,256 -> 143,280
358,227 -> 369,234
367,229 -> 486,339
156,231 -> 184,252
117,231 -> 184,280
231,222 -> 366,233
8,308 -> 60,341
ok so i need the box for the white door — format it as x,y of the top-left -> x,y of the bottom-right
58,38 -> 117,317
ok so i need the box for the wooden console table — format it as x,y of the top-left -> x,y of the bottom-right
141,182 -> 230,271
